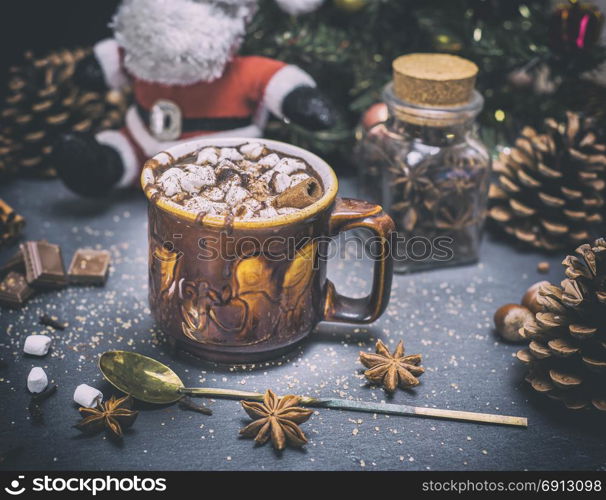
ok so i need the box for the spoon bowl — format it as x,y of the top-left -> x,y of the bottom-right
99,350 -> 185,404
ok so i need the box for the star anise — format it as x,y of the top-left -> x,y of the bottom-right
434,202 -> 477,230
359,340 -> 424,393
389,157 -> 439,231
74,395 -> 138,439
239,389 -> 313,451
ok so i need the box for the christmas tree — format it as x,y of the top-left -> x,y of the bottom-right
242,0 -> 606,157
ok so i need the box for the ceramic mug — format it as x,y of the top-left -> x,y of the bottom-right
142,138 -> 395,362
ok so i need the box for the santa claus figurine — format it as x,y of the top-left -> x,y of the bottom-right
53,0 -> 334,197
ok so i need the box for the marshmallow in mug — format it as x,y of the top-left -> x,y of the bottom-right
157,168 -> 185,197
218,147 -> 243,162
23,335 -> 52,356
239,142 -> 265,160
27,367 -> 48,393
180,169 -> 216,194
73,384 -> 103,408
196,147 -> 218,164
274,157 -> 307,175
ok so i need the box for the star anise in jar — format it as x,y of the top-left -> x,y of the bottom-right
239,389 -> 313,451
434,202 -> 477,230
359,340 -> 424,393
74,395 -> 138,440
389,157 -> 440,231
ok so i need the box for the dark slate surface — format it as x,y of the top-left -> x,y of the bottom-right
1,176 -> 605,472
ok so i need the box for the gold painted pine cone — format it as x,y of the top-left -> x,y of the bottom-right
0,48 -> 128,179
516,238 -> 606,412
489,112 -> 606,251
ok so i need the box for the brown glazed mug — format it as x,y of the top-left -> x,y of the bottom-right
141,138 -> 395,363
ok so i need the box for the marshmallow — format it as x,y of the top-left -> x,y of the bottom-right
73,384 -> 103,408
219,174 -> 242,193
234,197 -> 263,220
243,197 -> 262,212
196,147 -> 218,164
275,158 -> 307,175
258,206 -> 279,219
258,154 -> 280,168
225,185 -> 249,206
179,173 -> 204,194
184,196 -> 215,214
219,147 -> 243,162
258,168 -> 277,184
234,205 -> 255,219
158,168 -> 185,197
271,172 -> 292,194
240,142 -> 265,160
27,367 -> 48,394
216,159 -> 238,171
23,335 -> 52,356
203,187 -> 225,202
248,179 -> 271,201
210,201 -> 229,215
289,172 -> 311,186
240,160 -> 265,177
277,207 -> 299,215
180,165 -> 216,193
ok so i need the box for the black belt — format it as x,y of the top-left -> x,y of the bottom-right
137,104 -> 253,132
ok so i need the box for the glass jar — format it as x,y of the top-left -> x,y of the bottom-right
355,83 -> 491,273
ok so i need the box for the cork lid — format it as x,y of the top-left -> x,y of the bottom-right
392,53 -> 478,107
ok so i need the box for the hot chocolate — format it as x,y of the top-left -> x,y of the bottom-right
152,142 -> 324,220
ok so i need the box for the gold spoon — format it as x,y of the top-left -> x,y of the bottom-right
99,350 -> 528,428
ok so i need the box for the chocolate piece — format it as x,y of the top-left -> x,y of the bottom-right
0,271 -> 34,308
20,241 -> 67,289
0,251 -> 25,278
67,249 -> 111,285
39,314 -> 66,330
273,177 -> 323,209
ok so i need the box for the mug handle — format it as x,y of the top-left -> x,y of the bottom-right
323,197 -> 395,324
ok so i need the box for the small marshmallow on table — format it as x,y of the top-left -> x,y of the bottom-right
23,335 -> 52,356
74,384 -> 103,408
27,367 -> 48,393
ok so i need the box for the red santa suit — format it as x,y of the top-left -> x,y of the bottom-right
92,38 -> 316,188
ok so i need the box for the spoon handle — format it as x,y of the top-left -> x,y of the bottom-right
179,387 -> 318,404
179,387 -> 266,401
179,387 -> 527,428
312,399 -> 527,428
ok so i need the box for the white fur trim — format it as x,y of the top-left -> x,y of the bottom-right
263,65 -> 316,119
125,106 -> 262,158
275,0 -> 324,15
93,39 -> 128,90
213,0 -> 258,20
112,0 -> 246,85
96,130 -> 139,188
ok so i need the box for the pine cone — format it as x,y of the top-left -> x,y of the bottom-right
489,112 -> 606,251
0,199 -> 25,248
0,48 -> 129,179
516,238 -> 606,412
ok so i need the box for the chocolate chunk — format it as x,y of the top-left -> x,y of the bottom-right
39,314 -> 66,330
0,251 -> 25,278
67,249 -> 111,285
0,271 -> 34,308
20,241 -> 67,289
